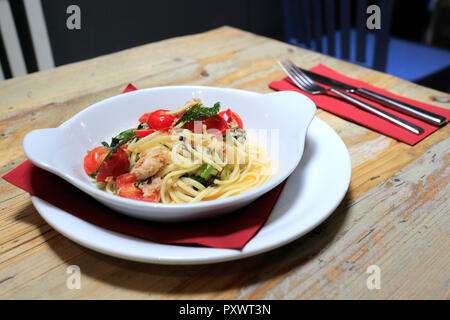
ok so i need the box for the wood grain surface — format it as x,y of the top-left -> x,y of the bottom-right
0,26 -> 448,299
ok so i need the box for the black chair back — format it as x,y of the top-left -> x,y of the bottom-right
282,0 -> 392,71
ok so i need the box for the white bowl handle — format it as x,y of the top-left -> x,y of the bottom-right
23,128 -> 64,172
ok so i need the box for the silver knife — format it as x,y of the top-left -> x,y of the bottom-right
300,68 -> 446,126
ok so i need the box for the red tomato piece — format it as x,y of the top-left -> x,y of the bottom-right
147,109 -> 178,131
142,193 -> 159,202
116,173 -> 142,200
84,146 -> 130,182
219,109 -> 244,129
120,190 -> 159,202
119,190 -> 142,200
138,113 -> 151,123
116,173 -> 159,202
115,173 -> 138,189
95,148 -> 130,182
134,129 -> 155,138
84,146 -> 108,175
184,114 -> 229,134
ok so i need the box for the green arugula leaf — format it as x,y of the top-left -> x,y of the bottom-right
136,122 -> 146,130
175,102 -> 220,126
110,128 -> 136,149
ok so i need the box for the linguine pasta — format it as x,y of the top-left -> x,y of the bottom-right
83,99 -> 272,203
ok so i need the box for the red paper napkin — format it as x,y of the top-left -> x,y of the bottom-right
2,84 -> 286,250
269,64 -> 450,145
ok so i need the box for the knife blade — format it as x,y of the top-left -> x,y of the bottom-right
300,68 -> 446,126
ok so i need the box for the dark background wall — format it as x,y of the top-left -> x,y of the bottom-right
41,0 -> 284,66
40,0 -> 445,67
2,0 -> 447,80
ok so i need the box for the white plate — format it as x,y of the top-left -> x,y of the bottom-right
31,117 -> 351,265
23,86 -> 316,222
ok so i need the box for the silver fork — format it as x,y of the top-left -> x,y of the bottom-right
278,59 -> 424,135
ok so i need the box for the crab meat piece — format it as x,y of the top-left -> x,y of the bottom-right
139,177 -> 163,201
131,148 -> 168,180
105,176 -> 114,184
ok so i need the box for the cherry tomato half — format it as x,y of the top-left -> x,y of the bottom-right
146,110 -> 178,131
219,109 -> 244,129
138,113 -> 151,123
84,146 -> 129,182
134,129 -> 155,138
84,146 -> 108,175
116,173 -> 158,202
116,172 -> 137,188
184,114 -> 229,134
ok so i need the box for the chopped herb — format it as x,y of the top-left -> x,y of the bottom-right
182,172 -> 218,188
193,175 -> 219,188
192,176 -> 210,187
134,179 -> 149,187
199,164 -> 214,180
175,102 -> 220,126
223,165 -> 231,180
101,141 -> 109,147
231,128 -> 246,141
113,183 -> 118,195
136,122 -> 146,130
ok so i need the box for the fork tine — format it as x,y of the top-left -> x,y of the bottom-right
283,60 -> 316,91
279,60 -> 310,91
293,65 -> 317,88
283,59 -> 325,93
285,59 -> 317,88
282,59 -> 309,85
285,61 -> 311,87
280,60 -> 311,90
284,66 -> 308,91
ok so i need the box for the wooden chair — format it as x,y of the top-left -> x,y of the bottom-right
0,0 -> 54,80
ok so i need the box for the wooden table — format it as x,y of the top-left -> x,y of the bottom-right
0,27 -> 448,299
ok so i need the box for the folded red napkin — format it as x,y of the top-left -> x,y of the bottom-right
2,84 -> 286,250
269,64 -> 450,145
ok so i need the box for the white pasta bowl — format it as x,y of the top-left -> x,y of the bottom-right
23,86 -> 316,222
